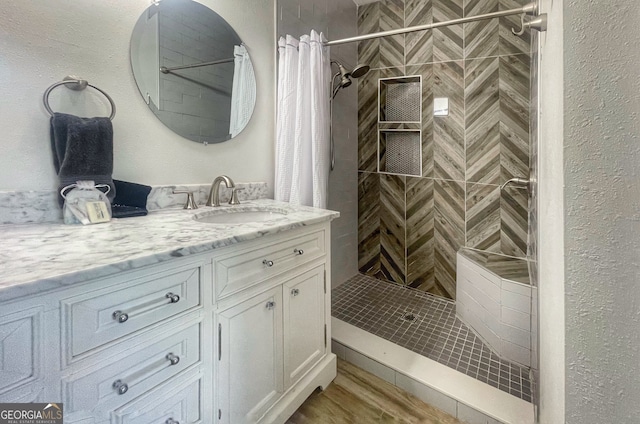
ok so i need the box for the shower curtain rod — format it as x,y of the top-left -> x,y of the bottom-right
324,2 -> 545,46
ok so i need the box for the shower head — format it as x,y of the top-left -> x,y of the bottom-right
330,61 -> 370,99
350,64 -> 370,79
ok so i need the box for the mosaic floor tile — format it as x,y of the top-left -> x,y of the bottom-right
332,274 -> 532,402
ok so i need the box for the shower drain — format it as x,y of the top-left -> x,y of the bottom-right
402,312 -> 416,322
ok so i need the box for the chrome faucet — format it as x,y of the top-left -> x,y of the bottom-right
206,175 -> 235,207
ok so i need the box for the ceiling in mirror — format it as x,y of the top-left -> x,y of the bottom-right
130,0 -> 256,144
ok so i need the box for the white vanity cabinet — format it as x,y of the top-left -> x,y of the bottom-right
214,225 -> 334,424
216,265 -> 327,424
0,219 -> 336,424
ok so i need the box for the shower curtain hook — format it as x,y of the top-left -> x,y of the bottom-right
512,13 -> 527,36
512,12 -> 548,36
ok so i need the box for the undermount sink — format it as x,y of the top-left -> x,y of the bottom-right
193,207 -> 289,224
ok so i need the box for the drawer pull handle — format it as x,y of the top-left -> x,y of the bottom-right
266,301 -> 276,310
112,310 -> 129,323
263,259 -> 274,267
291,288 -> 300,297
112,352 -> 180,395
166,419 -> 180,424
112,292 -> 181,324
165,292 -> 180,303
166,352 -> 180,365
112,379 -> 128,395
294,248 -> 304,255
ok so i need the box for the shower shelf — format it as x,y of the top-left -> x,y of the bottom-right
378,76 -> 422,176
379,76 -> 421,123
379,130 -> 421,176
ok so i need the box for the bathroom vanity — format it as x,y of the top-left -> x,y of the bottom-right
0,200 -> 338,424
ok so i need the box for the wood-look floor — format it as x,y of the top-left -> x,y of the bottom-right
286,359 -> 461,424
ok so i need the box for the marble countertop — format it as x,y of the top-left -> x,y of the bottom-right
0,199 -> 339,302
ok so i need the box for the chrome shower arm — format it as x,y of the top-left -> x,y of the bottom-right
500,177 -> 530,190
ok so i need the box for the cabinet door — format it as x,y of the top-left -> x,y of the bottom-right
217,287 -> 283,424
0,306 -> 44,394
283,266 -> 326,387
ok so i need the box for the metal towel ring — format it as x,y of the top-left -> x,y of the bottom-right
43,76 -> 116,120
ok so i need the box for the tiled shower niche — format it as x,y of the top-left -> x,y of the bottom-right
357,0 -> 531,300
378,76 -> 422,176
379,131 -> 421,175
379,77 -> 421,122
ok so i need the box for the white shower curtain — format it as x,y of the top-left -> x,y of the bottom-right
275,31 -> 330,208
229,44 -> 256,137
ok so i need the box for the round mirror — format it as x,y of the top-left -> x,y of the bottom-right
130,0 -> 256,144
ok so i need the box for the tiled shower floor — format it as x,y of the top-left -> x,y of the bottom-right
332,274 -> 532,402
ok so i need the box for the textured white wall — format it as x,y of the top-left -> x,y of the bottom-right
0,0 -> 275,192
564,1 -> 640,422
536,0 -> 566,422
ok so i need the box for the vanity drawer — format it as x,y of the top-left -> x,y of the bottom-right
112,369 -> 203,424
62,322 -> 200,417
214,229 -> 326,299
64,264 -> 202,358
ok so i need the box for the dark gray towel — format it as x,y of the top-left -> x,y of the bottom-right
112,180 -> 151,218
50,112 -> 115,205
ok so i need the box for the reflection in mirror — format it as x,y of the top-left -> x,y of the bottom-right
130,0 -> 256,144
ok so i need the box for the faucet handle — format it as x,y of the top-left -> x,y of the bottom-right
229,187 -> 245,205
173,190 -> 198,209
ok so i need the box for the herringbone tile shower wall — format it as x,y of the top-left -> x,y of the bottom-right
357,0 -> 531,300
